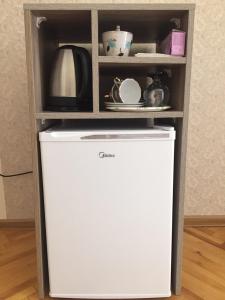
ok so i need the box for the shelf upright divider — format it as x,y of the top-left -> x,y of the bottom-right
91,9 -> 99,113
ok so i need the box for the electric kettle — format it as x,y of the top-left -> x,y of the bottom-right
47,45 -> 92,111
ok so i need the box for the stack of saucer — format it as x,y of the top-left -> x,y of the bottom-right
105,101 -> 145,110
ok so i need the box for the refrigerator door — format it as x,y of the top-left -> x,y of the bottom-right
40,128 -> 175,298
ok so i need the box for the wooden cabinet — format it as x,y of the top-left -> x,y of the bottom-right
24,3 -> 195,298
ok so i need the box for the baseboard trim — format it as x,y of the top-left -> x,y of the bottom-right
1,216 -> 225,228
0,219 -> 35,228
184,215 -> 225,227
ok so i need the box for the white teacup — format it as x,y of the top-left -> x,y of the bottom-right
109,77 -> 141,104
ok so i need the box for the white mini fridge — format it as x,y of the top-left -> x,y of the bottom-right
39,126 -> 175,299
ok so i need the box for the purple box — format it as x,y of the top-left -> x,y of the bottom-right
160,30 -> 186,56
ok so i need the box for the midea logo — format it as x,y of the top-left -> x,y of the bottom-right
99,152 -> 115,158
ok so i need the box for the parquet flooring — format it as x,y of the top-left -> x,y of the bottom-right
1,227 -> 225,299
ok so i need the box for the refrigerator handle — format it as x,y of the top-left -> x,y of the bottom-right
80,133 -> 170,140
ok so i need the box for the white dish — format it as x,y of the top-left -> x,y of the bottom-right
105,105 -> 144,109
105,102 -> 144,107
106,106 -> 171,112
134,53 -> 172,58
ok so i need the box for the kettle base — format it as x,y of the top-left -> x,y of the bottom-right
46,97 -> 92,112
45,106 -> 92,112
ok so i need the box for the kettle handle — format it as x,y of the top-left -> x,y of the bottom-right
74,47 -> 92,99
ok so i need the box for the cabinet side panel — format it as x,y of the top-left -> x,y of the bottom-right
24,10 -> 48,299
172,119 -> 184,295
171,8 -> 195,295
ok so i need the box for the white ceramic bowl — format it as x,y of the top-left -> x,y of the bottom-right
102,26 -> 133,56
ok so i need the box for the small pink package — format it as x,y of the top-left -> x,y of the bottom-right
160,30 -> 186,56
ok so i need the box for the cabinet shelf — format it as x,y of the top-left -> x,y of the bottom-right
98,56 -> 186,66
36,110 -> 183,119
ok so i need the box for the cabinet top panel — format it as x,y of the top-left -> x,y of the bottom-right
24,3 -> 195,12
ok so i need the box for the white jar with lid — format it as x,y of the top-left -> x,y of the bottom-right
102,26 -> 133,56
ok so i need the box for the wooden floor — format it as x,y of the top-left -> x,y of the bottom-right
1,227 -> 225,299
